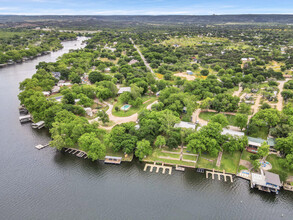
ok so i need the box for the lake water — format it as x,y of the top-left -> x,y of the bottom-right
0,37 -> 292,220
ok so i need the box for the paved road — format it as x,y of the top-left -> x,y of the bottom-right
129,38 -> 154,74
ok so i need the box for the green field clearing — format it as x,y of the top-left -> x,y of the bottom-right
162,36 -> 229,47
182,154 -> 197,161
199,112 -> 237,126
219,151 -> 241,174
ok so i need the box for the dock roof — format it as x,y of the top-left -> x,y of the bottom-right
174,121 -> 196,130
265,171 -> 281,187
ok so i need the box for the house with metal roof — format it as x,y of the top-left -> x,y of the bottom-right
117,87 -> 131,94
247,137 -> 276,153
221,129 -> 245,137
174,121 -> 196,130
250,169 -> 281,194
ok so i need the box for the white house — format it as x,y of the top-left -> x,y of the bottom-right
117,87 -> 131,94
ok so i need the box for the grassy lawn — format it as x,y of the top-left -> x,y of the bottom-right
104,146 -> 133,162
196,151 -> 241,174
246,126 -> 269,140
162,147 -> 181,153
241,150 -> 255,163
196,153 -> 217,170
183,154 -> 197,161
112,96 -> 157,117
199,112 -> 237,126
144,148 -> 196,167
266,154 -> 293,182
219,151 -> 241,174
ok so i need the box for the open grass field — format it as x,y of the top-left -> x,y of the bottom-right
112,96 -> 157,117
0,31 -> 26,39
144,148 -> 196,167
182,154 -> 197,161
199,112 -> 237,126
196,151 -> 241,174
161,36 -> 229,47
219,151 -> 241,174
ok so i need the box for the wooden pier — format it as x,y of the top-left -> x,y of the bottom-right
35,143 -> 49,150
175,165 -> 185,172
206,169 -> 233,182
144,162 -> 172,175
64,148 -> 88,159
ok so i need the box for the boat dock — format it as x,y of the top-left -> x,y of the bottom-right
206,169 -> 233,182
32,121 -> 45,129
64,148 -> 88,159
19,106 -> 28,114
175,165 -> 185,171
104,156 -> 122,164
144,162 -> 172,175
35,143 -> 49,150
19,115 -> 32,123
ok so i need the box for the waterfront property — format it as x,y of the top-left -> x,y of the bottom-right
250,169 -> 282,194
247,137 -> 276,154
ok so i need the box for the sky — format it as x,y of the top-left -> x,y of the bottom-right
0,0 -> 292,15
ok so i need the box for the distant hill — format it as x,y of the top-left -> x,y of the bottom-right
0,15 -> 293,28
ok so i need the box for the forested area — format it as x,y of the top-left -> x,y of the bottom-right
0,29 -> 77,64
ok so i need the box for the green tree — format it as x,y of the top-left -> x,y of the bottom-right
154,135 -> 166,148
257,142 -> 270,160
78,132 -> 106,161
235,114 -> 248,131
211,114 -> 229,128
135,139 -> 153,161
97,110 -> 109,124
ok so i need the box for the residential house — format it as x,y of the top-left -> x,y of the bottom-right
174,121 -> 196,130
117,87 -> 131,95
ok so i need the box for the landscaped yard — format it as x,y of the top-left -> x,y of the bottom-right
199,112 -> 237,126
219,151 -> 241,174
143,148 -> 196,167
105,146 -> 133,162
112,96 -> 157,117
266,154 -> 293,181
182,154 -> 197,161
196,151 -> 241,174
241,150 -> 255,163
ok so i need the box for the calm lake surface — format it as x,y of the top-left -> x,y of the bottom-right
0,37 -> 292,220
